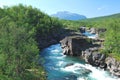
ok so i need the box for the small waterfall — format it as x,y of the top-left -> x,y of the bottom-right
82,31 -> 98,39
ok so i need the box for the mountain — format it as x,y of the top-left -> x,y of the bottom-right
51,11 -> 87,20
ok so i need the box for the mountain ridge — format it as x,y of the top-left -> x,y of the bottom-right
51,11 -> 87,20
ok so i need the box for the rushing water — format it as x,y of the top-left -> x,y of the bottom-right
82,32 -> 98,39
40,44 -> 119,80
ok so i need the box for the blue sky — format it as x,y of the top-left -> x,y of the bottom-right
0,0 -> 120,18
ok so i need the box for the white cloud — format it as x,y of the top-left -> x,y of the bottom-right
97,6 -> 105,11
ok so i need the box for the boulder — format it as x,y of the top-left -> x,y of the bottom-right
79,68 -> 92,76
60,36 -> 93,56
79,26 -> 86,33
90,28 -> 96,34
64,63 -> 74,68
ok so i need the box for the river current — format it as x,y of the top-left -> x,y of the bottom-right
40,44 -> 119,80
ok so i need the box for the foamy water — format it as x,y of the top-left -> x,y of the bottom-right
82,32 -> 98,39
61,63 -> 119,80
84,64 -> 119,80
40,44 -> 119,80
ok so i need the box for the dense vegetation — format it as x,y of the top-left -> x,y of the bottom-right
104,19 -> 120,59
61,14 -> 120,60
0,4 -> 64,80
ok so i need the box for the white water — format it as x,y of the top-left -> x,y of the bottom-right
41,44 -> 120,80
88,34 -> 98,39
62,63 -> 119,80
82,32 -> 98,39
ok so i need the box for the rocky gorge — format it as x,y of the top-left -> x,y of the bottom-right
39,26 -> 120,78
59,29 -> 120,77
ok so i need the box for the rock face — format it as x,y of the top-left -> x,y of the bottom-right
60,36 -> 93,56
37,28 -> 74,49
60,35 -> 120,77
82,50 -> 107,69
106,57 -> 120,77
87,27 -> 107,34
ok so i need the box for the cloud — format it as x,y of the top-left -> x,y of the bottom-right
97,6 -> 105,11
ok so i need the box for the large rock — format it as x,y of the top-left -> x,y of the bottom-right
79,26 -> 86,33
60,36 -> 93,56
89,28 -> 107,34
82,49 -> 107,69
90,28 -> 96,34
64,63 -> 74,68
106,57 -> 120,77
97,28 -> 107,34
84,51 -> 120,76
82,49 -> 94,65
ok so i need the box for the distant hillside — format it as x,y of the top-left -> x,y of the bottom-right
60,13 -> 120,30
51,11 -> 87,20
83,13 -> 120,22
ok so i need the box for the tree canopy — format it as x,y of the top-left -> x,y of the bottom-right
0,4 -> 64,80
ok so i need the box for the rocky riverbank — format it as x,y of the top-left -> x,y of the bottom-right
36,28 -> 76,49
60,35 -> 120,77
38,25 -> 120,77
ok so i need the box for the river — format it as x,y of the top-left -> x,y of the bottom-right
40,44 -> 119,80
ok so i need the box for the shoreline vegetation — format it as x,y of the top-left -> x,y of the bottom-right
0,4 -> 120,79
0,4 -> 62,80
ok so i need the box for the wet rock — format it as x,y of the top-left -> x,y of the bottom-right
99,61 -> 107,69
81,68 -> 92,75
64,63 -> 74,68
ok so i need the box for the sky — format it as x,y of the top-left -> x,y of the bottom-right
0,0 -> 120,18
